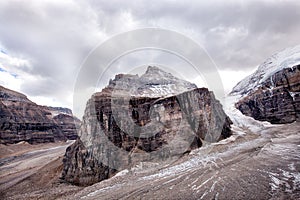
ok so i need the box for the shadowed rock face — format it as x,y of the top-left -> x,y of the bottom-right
0,86 -> 80,144
53,114 -> 81,140
62,67 -> 232,186
236,65 -> 300,124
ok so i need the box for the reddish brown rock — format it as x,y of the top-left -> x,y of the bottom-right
0,86 -> 80,144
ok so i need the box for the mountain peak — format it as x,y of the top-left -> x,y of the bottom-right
145,66 -> 163,73
144,66 -> 171,77
102,66 -> 197,97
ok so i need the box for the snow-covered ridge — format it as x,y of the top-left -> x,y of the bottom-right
231,45 -> 300,96
105,66 -> 197,98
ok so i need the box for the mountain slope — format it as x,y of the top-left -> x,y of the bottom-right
231,46 -> 300,124
231,45 -> 300,96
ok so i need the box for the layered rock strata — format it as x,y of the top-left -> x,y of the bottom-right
235,65 -> 300,124
0,86 -> 80,144
62,67 -> 232,186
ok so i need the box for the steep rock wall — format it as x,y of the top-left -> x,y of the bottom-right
62,87 -> 232,186
236,65 -> 300,124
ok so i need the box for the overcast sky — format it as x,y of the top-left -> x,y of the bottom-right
0,0 -> 300,117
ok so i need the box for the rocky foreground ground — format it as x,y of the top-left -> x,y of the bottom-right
0,121 -> 299,200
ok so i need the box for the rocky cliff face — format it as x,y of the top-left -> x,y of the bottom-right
62,66 -> 232,186
232,46 -> 300,124
0,86 -> 80,144
236,65 -> 300,123
53,113 -> 81,140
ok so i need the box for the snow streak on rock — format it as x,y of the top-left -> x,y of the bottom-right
231,45 -> 300,96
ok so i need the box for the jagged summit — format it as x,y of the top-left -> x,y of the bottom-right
144,66 -> 170,75
102,66 -> 197,97
145,65 -> 160,73
141,66 -> 184,83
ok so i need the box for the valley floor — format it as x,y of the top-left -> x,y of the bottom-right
1,123 -> 299,200
0,141 -> 83,199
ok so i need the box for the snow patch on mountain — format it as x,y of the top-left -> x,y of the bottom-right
106,66 -> 197,98
231,45 -> 300,96
223,95 -> 274,133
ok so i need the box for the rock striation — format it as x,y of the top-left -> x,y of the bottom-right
62,66 -> 232,186
0,85 -> 80,144
232,46 -> 300,124
53,113 -> 80,140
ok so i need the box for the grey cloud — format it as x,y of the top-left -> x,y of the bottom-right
109,1 -> 300,70
0,0 -> 300,114
89,0 -> 300,70
0,0 -> 106,107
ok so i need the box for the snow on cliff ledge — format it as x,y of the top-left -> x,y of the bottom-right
230,45 -> 300,96
105,66 -> 198,98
